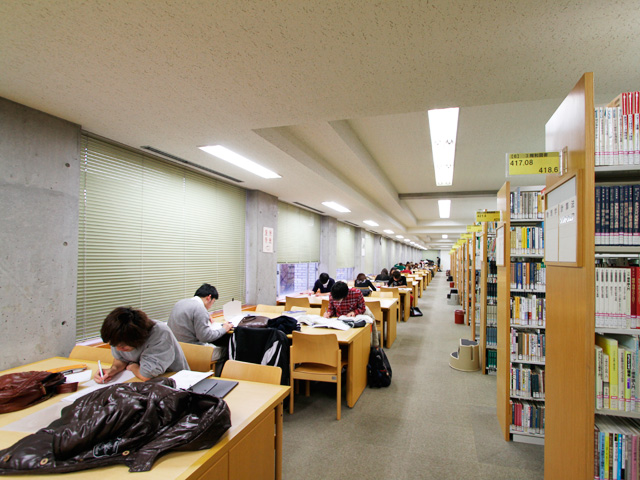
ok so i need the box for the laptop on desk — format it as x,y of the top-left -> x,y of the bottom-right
188,378 -> 238,398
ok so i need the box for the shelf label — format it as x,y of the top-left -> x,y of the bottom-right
460,233 -> 473,239
507,152 -> 560,175
467,225 -> 482,232
476,211 -> 501,222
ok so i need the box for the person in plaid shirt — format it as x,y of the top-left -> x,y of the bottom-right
323,281 -> 366,318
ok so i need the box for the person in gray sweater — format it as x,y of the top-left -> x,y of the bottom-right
94,306 -> 189,383
167,283 -> 232,361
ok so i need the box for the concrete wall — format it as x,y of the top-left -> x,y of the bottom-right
0,98 -> 80,370
245,190 -> 278,305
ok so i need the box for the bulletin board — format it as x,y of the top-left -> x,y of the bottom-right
544,170 -> 582,267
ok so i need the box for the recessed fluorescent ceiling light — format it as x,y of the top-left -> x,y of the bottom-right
438,199 -> 451,218
404,239 -> 411,242
383,229 -> 394,234
428,107 -> 459,186
395,235 -> 404,239
363,220 -> 379,227
322,201 -> 350,213
199,145 -> 281,179
442,234 -> 448,239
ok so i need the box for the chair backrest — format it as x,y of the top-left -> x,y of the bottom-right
291,331 -> 339,368
256,304 -> 285,313
304,307 -> 322,315
320,298 -> 330,316
370,291 -> 393,298
380,287 -> 400,298
220,359 -> 282,385
285,296 -> 311,310
366,300 -> 383,323
346,280 -> 354,287
179,342 -> 214,372
69,345 -> 115,364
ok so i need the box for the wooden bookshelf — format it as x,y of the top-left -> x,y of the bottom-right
543,72 -> 595,478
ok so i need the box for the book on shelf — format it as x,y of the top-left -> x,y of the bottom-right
595,91 -> 640,166
596,334 -> 620,411
595,265 -> 638,329
594,415 -> 640,480
510,399 -> 545,435
595,184 -> 640,246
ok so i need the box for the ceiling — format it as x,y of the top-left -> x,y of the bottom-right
2,1 -> 639,251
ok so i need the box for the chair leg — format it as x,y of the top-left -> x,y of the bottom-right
336,374 -> 341,421
289,381 -> 294,415
305,380 -> 310,397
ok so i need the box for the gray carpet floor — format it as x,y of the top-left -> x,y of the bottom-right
282,273 -> 544,479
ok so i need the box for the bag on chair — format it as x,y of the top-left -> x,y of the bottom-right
367,346 -> 392,388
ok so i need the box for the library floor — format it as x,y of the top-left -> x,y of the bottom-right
282,273 -> 545,479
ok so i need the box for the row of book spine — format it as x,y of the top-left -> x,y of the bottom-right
486,349 -> 497,373
595,266 -> 639,329
594,415 -> 640,480
595,185 -> 640,246
510,226 -> 544,255
510,190 -> 544,220
510,328 -> 546,362
486,304 -> 497,325
509,261 -> 546,290
510,294 -> 546,327
510,365 -> 545,399
486,326 -> 497,347
594,91 -> 640,167
510,399 -> 545,435
595,334 -> 639,413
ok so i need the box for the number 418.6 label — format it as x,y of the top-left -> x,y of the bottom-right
508,152 -> 560,175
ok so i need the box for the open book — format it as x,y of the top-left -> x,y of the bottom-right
296,315 -> 350,330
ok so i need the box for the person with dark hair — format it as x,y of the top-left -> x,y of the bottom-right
354,272 -> 376,293
324,281 -> 366,318
312,272 -> 335,294
94,306 -> 189,383
388,270 -> 408,287
168,283 -> 232,361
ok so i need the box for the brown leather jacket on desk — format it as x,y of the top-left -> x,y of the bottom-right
0,377 -> 231,474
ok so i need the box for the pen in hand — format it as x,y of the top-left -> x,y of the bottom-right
98,360 -> 105,383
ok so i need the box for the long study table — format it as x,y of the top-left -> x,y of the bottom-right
0,357 -> 290,480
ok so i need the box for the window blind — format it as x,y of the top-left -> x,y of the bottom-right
77,135 -> 246,341
336,222 -> 355,268
364,231 -> 374,274
276,202 -> 320,263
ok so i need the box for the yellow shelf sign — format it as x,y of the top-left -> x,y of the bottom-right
460,233 -> 473,239
467,225 -> 482,232
476,211 -> 501,222
508,152 -> 560,176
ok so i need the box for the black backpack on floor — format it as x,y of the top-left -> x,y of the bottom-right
367,346 -> 392,388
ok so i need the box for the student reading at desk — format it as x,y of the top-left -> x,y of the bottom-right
323,281 -> 366,318
94,306 -> 189,383
168,283 -> 233,361
354,272 -> 377,294
313,272 -> 335,294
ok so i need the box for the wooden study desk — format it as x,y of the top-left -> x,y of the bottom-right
276,295 -> 398,348
252,311 -> 371,406
0,358 -> 290,480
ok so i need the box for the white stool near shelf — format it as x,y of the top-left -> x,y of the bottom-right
449,339 -> 480,372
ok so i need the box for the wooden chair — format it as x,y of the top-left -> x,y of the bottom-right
370,291 -> 393,298
304,307 -> 322,316
320,298 -> 330,316
367,300 -> 384,346
178,342 -> 214,372
380,287 -> 400,298
69,345 -> 115,364
220,359 -> 282,385
256,304 -> 285,313
285,296 -> 311,311
289,331 -> 347,420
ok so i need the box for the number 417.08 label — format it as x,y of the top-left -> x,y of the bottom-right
507,152 -> 560,176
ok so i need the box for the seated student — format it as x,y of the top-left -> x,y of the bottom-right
312,272 -> 335,294
388,270 -> 408,287
324,281 -> 366,318
401,263 -> 413,274
168,283 -> 232,361
354,272 -> 377,294
374,268 -> 390,282
94,306 -> 189,383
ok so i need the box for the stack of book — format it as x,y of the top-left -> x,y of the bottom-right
510,261 -> 546,290
486,350 -> 497,374
595,266 -> 637,329
595,334 -> 639,413
510,294 -> 546,327
510,364 -> 545,399
595,185 -> 640,246
510,189 -> 545,219
486,325 -> 497,348
510,328 -> 546,362
595,91 -> 640,166
594,416 -> 640,480
509,226 -> 545,255
510,400 -> 545,435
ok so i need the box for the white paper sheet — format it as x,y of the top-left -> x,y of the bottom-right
168,370 -> 212,390
62,370 -> 136,402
